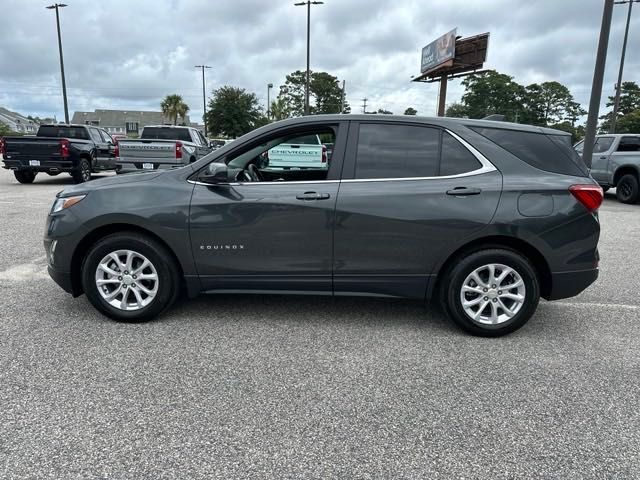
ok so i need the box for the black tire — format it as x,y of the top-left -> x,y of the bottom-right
72,158 -> 92,184
81,232 -> 181,322
14,170 -> 37,184
440,248 -> 540,337
601,186 -> 610,193
616,174 -> 639,204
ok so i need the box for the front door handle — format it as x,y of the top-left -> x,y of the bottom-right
446,187 -> 482,196
296,191 -> 331,201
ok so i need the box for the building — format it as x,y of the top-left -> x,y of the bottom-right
0,107 -> 39,134
71,109 -> 193,136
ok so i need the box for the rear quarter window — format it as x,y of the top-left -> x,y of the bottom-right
471,127 -> 588,177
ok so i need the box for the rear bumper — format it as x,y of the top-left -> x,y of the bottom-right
116,161 -> 184,174
3,159 -> 75,172
546,268 -> 599,301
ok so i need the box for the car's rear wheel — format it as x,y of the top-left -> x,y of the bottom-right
441,248 -> 540,336
72,158 -> 92,184
81,232 -> 180,322
616,174 -> 639,204
14,170 -> 37,184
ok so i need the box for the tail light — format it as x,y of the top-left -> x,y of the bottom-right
321,145 -> 327,163
60,139 -> 70,158
175,141 -> 183,159
569,184 -> 603,213
0,137 -> 5,156
114,140 -> 119,159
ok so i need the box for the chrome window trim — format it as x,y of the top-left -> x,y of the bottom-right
189,128 -> 497,186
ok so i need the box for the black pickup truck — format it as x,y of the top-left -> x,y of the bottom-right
1,124 -> 116,184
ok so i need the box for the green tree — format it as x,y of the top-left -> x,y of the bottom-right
460,70 -> 526,122
269,97 -> 291,121
616,110 -> 640,134
376,108 -> 393,114
404,107 -> 417,115
523,81 -> 582,126
277,70 -> 349,116
445,102 -> 469,118
206,86 -> 264,138
160,94 -> 190,125
0,123 -> 18,136
599,82 -> 640,132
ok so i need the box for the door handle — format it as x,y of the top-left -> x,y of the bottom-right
599,156 -> 607,160
296,191 -> 331,201
446,187 -> 482,196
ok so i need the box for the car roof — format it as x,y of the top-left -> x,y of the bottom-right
269,114 -> 571,136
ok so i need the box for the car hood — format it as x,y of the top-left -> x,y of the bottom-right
58,171 -> 163,197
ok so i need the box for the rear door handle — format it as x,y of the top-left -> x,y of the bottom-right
446,187 -> 482,196
296,191 -> 330,201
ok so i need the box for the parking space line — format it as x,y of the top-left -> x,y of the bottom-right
550,301 -> 639,310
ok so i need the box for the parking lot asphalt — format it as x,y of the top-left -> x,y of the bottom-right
0,168 -> 638,479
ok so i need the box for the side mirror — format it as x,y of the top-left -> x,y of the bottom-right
199,162 -> 228,184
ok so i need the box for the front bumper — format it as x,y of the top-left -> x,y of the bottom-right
47,265 -> 76,295
546,268 -> 599,300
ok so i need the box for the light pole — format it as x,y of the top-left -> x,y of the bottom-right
46,3 -> 69,124
582,0 -> 615,168
294,1 -> 323,115
195,65 -> 211,137
267,83 -> 273,120
610,0 -> 638,133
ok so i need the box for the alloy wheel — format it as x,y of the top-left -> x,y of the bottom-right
460,263 -> 526,325
95,249 -> 159,311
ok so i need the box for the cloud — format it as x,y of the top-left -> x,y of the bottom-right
0,0 -> 638,121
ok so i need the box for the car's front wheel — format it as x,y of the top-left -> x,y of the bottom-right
81,232 -> 180,322
441,248 -> 540,336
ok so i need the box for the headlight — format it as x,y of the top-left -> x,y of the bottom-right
51,194 -> 86,213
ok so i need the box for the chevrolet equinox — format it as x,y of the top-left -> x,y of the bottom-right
45,115 -> 602,336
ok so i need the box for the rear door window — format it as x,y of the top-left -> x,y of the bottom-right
88,128 -> 103,144
355,124 -> 440,179
471,127 -> 587,176
440,132 -> 481,176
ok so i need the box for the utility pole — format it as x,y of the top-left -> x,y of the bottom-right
610,0 -> 638,133
583,0 -> 615,169
267,83 -> 273,120
340,80 -> 345,113
294,1 -> 323,115
361,98 -> 368,114
195,65 -> 211,137
46,4 -> 69,124
437,75 -> 448,116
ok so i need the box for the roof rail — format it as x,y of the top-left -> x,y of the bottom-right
482,114 -> 507,121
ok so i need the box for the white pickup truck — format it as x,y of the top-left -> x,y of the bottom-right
116,125 -> 211,174
265,134 -> 328,170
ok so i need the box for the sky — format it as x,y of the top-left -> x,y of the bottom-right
0,0 -> 638,123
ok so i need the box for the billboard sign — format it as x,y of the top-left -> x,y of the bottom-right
421,28 -> 457,73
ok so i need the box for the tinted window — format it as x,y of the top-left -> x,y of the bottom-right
356,124 -> 440,179
594,137 -> 614,153
547,134 -> 589,175
471,127 -> 587,177
88,128 -> 103,143
617,136 -> 640,152
440,132 -> 481,175
287,134 -> 320,145
37,125 -> 89,140
141,127 -> 192,142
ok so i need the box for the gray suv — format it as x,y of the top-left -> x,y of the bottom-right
44,115 -> 602,336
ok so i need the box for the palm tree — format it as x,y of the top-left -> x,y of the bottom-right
269,97 -> 290,121
160,94 -> 190,125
